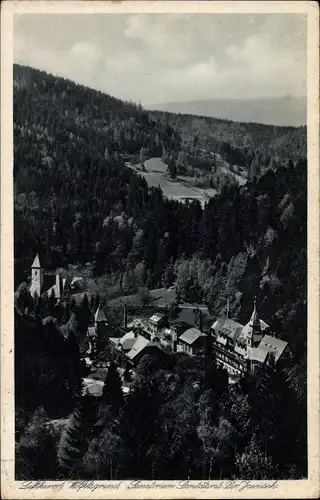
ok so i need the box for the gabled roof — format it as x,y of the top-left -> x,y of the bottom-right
126,335 -> 163,361
171,320 -> 192,330
211,317 -> 244,343
179,327 -> 207,345
94,305 -> 107,323
119,331 -> 136,351
32,254 -> 41,268
249,346 -> 269,364
45,274 -> 65,300
126,335 -> 150,360
257,334 -> 288,363
238,317 -> 270,348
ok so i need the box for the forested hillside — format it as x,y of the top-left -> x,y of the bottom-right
150,110 -> 306,178
14,65 -> 307,353
14,65 -> 307,480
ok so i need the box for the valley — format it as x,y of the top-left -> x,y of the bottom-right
13,64 -> 308,483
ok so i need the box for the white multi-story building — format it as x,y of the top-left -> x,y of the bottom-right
210,300 -> 288,378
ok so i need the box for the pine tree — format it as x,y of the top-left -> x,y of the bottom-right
78,293 -> 91,334
48,289 -> 56,315
57,394 -> 96,477
66,331 -> 83,399
16,406 -> 59,480
90,294 -> 95,312
118,379 -> 162,478
101,362 -> 123,414
70,297 -> 77,313
167,157 -> 177,179
234,434 -> 279,479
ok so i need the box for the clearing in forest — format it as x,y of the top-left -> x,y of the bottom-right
127,157 -> 216,207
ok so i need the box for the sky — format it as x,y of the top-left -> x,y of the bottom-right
13,13 -> 307,106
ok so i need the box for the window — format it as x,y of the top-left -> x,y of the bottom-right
35,271 -> 37,276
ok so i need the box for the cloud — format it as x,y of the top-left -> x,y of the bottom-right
226,33 -> 306,97
69,42 -> 102,62
13,14 -> 307,105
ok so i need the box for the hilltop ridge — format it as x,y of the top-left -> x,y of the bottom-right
148,95 -> 307,127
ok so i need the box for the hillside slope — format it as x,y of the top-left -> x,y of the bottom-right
14,64 -> 307,346
149,96 -> 307,127
14,65 -> 307,480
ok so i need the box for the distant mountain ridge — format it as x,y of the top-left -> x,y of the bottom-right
148,96 -> 307,127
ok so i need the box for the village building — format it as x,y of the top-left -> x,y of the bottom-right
176,327 -> 207,356
210,300 -> 288,378
125,335 -> 166,367
140,313 -> 169,340
29,254 -> 66,301
109,329 -> 166,368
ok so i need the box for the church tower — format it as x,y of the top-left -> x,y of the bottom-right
30,254 -> 43,298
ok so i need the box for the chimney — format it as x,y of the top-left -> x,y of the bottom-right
226,299 -> 230,319
198,310 -> 203,331
123,302 -> 128,329
194,307 -> 199,328
55,274 -> 61,299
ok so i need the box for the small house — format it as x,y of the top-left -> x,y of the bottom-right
126,335 -> 166,367
142,313 -> 168,340
177,327 -> 207,356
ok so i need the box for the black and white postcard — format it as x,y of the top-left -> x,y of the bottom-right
1,1 -> 319,499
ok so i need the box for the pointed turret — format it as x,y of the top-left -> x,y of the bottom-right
32,254 -> 41,268
249,297 -> 261,329
30,254 -> 44,298
245,297 -> 262,350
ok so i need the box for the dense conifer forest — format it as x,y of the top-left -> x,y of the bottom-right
14,65 -> 307,480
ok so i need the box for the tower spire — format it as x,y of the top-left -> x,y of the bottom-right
30,253 -> 43,297
32,253 -> 41,268
250,296 -> 260,325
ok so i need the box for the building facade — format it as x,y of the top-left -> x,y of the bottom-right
29,254 -> 66,300
210,300 -> 288,379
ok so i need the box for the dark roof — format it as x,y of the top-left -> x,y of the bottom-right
177,307 -> 212,328
171,320 -> 192,328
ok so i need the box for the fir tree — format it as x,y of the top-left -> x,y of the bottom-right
101,362 -> 123,414
57,394 -> 96,477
